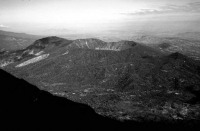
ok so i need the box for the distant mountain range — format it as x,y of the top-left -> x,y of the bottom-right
1,35 -> 200,127
131,35 -> 200,60
0,30 -> 43,51
176,32 -> 200,41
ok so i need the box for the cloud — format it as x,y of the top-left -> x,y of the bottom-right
122,2 -> 200,16
0,24 -> 9,28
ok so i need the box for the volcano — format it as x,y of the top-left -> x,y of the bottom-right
1,36 -> 200,129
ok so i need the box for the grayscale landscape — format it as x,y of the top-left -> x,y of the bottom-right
1,0 -> 200,130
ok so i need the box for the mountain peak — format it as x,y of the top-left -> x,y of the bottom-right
70,38 -> 137,51
32,36 -> 68,46
26,36 -> 73,50
168,52 -> 188,60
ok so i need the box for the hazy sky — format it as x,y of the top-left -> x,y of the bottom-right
0,0 -> 200,35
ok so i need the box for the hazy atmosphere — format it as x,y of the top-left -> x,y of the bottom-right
0,0 -> 200,38
2,0 -> 200,128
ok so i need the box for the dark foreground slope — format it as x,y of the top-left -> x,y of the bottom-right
0,69 -> 121,130
1,37 -> 200,129
2,69 -> 199,130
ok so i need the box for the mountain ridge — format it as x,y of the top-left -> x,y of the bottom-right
0,30 -> 43,51
1,36 -> 200,125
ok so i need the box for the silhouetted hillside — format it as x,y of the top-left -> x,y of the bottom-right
1,69 -> 199,130
0,69 -> 124,130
